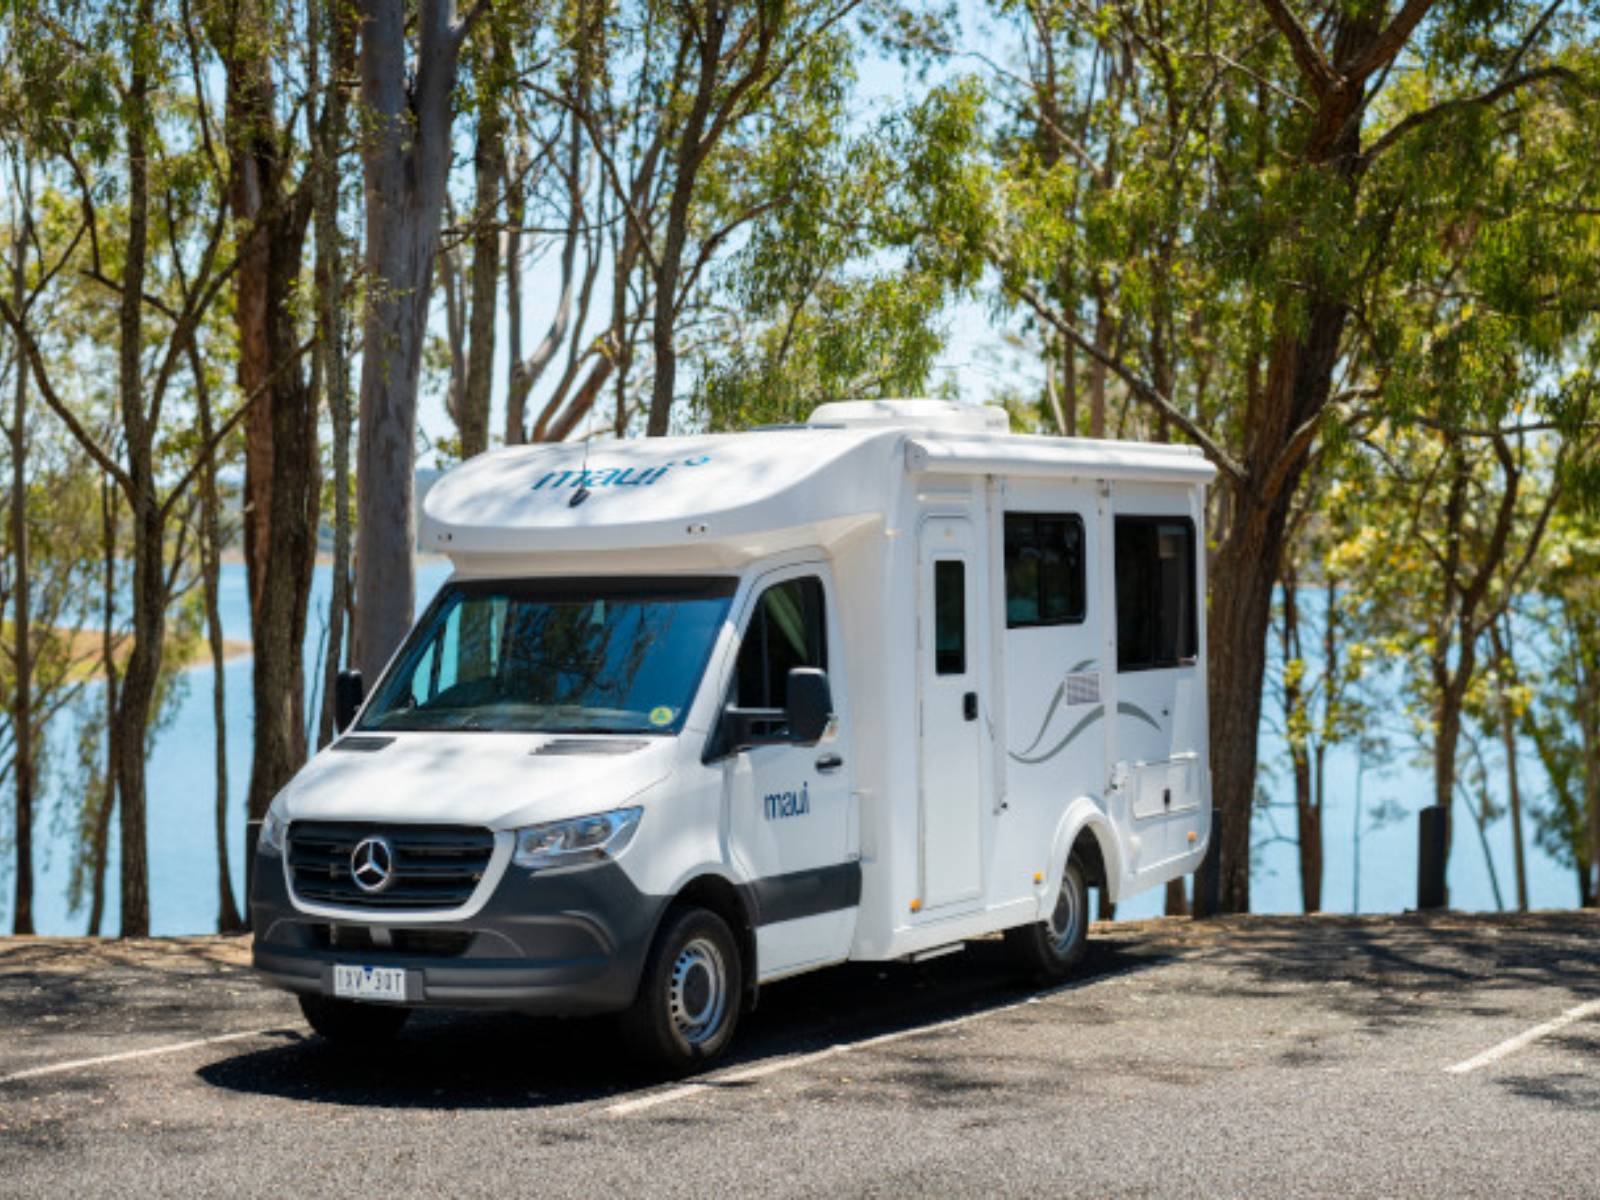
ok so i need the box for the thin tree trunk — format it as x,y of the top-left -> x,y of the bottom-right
1490,618 -> 1528,911
503,138 -> 525,445
115,8 -> 156,936
353,0 -> 469,680
1282,564 -> 1320,913
457,28 -> 505,460
88,480 -> 119,936
8,185 -> 35,935
191,345 -> 242,933
315,0 -> 353,748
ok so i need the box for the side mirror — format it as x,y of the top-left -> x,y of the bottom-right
717,667 -> 834,756
334,669 -> 365,734
784,667 -> 833,744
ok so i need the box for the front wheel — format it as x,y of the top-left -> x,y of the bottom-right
619,906 -> 742,1074
1005,857 -> 1089,982
298,993 -> 411,1046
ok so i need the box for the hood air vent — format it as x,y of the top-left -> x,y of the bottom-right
332,736 -> 395,752
532,738 -> 648,757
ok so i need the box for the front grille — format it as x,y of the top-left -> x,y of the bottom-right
287,822 -> 495,911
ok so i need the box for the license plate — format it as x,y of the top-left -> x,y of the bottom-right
333,964 -> 408,1003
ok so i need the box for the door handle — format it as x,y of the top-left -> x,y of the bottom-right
963,692 -> 978,721
816,753 -> 844,772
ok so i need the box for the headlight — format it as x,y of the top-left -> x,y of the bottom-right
513,808 -> 642,870
259,804 -> 288,855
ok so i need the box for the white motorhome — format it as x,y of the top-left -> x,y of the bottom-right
251,400 -> 1214,1070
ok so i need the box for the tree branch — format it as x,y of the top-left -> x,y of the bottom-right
1008,277 -> 1248,484
1256,0 -> 1337,95
1363,66 -> 1576,163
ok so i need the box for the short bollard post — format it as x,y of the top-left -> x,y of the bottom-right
244,819 -> 262,932
1417,805 -> 1449,911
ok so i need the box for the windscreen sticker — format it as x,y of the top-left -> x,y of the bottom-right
649,706 -> 675,727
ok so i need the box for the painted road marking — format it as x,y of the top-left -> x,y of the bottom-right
0,1027 -> 295,1087
1447,998 -> 1600,1075
606,960 -> 1162,1118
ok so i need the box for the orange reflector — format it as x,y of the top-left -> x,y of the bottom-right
1033,872 -> 1043,884
1188,831 -> 1198,843
910,898 -> 922,912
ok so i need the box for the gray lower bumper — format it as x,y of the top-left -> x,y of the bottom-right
249,849 -> 668,1017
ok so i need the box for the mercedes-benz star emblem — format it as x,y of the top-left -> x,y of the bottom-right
350,836 -> 395,894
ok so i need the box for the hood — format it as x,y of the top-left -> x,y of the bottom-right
277,732 -> 678,830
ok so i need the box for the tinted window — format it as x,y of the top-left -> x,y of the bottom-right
734,576 -> 827,710
934,560 -> 966,675
1115,517 -> 1197,670
1005,513 -> 1086,627
361,577 -> 735,733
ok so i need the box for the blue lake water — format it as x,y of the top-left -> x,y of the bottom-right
5,562 -> 1579,934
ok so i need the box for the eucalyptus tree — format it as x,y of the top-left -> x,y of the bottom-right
200,0 -> 336,839
0,0 -> 248,935
969,0 -> 1600,910
353,0 -> 483,681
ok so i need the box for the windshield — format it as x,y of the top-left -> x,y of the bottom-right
359,577 -> 736,735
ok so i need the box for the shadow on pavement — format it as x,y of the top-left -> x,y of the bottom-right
1162,912 -> 1600,1037
195,938 -> 1163,1112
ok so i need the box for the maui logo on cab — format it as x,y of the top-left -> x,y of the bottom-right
764,783 -> 809,821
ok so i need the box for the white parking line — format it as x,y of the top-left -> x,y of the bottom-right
1447,998 -> 1600,1075
606,962 -> 1161,1118
0,1027 -> 293,1087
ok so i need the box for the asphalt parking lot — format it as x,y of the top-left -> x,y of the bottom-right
1,911 -> 1597,1197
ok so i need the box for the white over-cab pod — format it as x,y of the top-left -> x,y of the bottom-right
250,399 -> 1214,1071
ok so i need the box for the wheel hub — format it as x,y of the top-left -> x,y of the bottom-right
668,937 -> 727,1046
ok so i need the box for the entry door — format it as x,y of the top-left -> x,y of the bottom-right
918,517 -> 984,909
723,567 -> 856,975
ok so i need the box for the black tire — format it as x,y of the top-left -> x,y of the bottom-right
619,906 -> 742,1074
298,993 -> 411,1046
1005,857 -> 1089,982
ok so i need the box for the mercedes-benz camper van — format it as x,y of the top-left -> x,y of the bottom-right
250,399 -> 1214,1070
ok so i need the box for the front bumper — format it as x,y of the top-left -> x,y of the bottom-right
250,847 -> 667,1017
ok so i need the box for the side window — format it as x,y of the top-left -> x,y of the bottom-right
933,560 -> 966,675
1115,516 -> 1198,670
1005,513 -> 1086,627
734,576 -> 828,709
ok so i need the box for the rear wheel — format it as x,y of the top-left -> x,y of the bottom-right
298,993 -> 411,1046
620,906 -> 742,1074
1005,857 -> 1089,982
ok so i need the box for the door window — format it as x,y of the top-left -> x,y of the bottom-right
1115,516 -> 1198,670
733,576 -> 828,710
933,560 -> 966,675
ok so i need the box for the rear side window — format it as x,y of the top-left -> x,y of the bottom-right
734,576 -> 828,709
1115,516 -> 1198,670
1005,513 -> 1086,627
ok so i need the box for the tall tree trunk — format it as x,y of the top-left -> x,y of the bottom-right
457,29 -> 505,461
215,0 -> 320,823
646,13 -> 726,439
353,0 -> 470,680
315,0 -> 354,748
8,188 -> 35,935
192,346 -> 242,933
115,12 -> 155,937
503,139 -> 525,445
